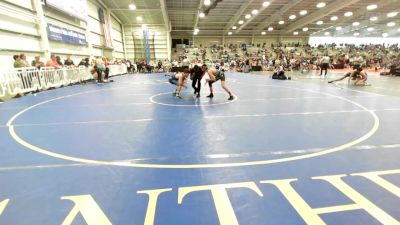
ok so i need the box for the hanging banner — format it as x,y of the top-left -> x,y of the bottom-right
47,24 -> 87,46
143,28 -> 151,64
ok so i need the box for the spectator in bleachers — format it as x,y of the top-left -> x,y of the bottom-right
13,55 -> 26,68
78,58 -> 90,67
353,52 -> 364,69
56,56 -> 63,67
20,54 -> 29,67
157,60 -> 162,72
31,56 -> 44,69
182,56 -> 190,69
64,55 -> 75,67
126,60 -> 134,73
172,59 -> 179,67
46,55 -> 60,68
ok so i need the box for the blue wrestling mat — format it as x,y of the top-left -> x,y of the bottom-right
0,72 -> 399,225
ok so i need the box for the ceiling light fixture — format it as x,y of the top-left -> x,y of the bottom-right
344,12 -> 353,17
252,9 -> 259,15
330,16 -> 338,21
238,20 -> 244,24
370,16 -> 378,21
293,31 -> 299,35
204,0 -> 211,6
387,12 -> 398,17
302,27 -> 308,31
289,15 -> 296,20
387,22 -> 396,27
245,14 -> 251,19
324,31 -> 330,36
262,1 -> 270,7
353,32 -> 360,36
268,26 -> 274,31
278,20 -> 284,25
317,2 -> 326,8
136,16 -> 143,22
129,3 -> 136,10
232,26 -> 237,30
382,33 -> 388,37
336,26 -> 342,30
199,12 -> 205,18
316,20 -> 323,25
228,32 -> 232,35
300,10 -> 307,15
261,31 -> 266,35
367,27 -> 374,31
352,21 -> 360,26
366,4 -> 377,10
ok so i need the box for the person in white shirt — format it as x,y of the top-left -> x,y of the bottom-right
320,55 -> 330,76
172,60 -> 179,67
182,56 -> 190,69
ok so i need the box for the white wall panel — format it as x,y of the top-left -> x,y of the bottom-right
124,25 -> 168,61
111,16 -> 121,31
280,37 -> 307,43
112,52 -> 124,59
87,0 -> 99,20
89,32 -> 103,46
0,11 -> 38,36
3,0 -> 32,10
193,37 -> 223,47
112,41 -> 124,52
87,16 -> 102,35
92,47 -> 102,56
111,29 -> 123,42
49,41 -> 90,56
44,7 -> 84,29
0,31 -> 41,51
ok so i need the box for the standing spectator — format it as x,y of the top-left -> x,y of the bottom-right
157,60 -> 162,72
126,60 -> 132,73
182,56 -> 190,69
320,54 -> 330,76
103,57 -> 110,82
95,57 -> 105,83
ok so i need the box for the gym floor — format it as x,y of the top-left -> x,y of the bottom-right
0,71 -> 399,225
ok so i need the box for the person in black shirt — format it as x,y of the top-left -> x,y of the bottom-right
191,64 -> 207,98
64,55 -> 75,67
56,56 -> 63,67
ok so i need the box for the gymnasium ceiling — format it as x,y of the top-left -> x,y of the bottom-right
104,0 -> 400,37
